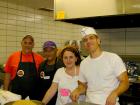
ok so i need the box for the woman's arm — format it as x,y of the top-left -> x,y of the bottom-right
42,82 -> 58,104
70,81 -> 87,102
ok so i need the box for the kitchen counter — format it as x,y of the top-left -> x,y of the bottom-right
119,79 -> 140,105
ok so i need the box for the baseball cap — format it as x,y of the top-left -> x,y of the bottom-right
43,41 -> 57,49
81,27 -> 97,38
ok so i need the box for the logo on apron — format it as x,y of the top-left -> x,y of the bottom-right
17,70 -> 24,77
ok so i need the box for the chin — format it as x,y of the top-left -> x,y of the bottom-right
66,65 -> 73,68
24,50 -> 32,54
47,58 -> 53,61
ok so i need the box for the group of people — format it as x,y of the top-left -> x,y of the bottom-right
3,27 -> 129,105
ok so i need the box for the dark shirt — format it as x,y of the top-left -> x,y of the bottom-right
38,58 -> 64,104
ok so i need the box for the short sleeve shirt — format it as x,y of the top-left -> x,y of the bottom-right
79,51 -> 126,105
4,51 -> 44,80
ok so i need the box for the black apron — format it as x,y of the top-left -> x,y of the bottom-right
39,58 -> 57,105
11,52 -> 38,99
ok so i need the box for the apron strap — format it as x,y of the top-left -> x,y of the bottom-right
31,52 -> 37,70
17,52 -> 37,70
17,52 -> 22,69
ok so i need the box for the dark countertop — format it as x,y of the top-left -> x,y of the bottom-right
119,79 -> 140,105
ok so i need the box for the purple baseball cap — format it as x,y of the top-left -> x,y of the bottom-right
43,41 -> 57,49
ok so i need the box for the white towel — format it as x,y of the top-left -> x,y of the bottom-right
0,89 -> 21,105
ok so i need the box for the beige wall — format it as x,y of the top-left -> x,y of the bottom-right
81,28 -> 140,56
0,0 -> 140,64
98,28 -> 140,55
0,0 -> 83,63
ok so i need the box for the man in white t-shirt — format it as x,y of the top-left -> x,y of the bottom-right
70,27 -> 129,105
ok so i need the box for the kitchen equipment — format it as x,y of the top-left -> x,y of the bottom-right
65,101 -> 99,105
129,76 -> 137,82
126,61 -> 140,77
4,100 -> 44,105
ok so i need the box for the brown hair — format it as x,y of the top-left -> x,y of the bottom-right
22,35 -> 34,42
61,46 -> 81,65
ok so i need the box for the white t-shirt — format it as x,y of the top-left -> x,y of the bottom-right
79,51 -> 126,105
53,67 -> 85,105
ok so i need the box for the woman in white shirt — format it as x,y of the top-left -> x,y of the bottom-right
42,46 -> 84,105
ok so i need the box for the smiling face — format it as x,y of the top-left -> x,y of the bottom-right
82,34 -> 101,53
43,47 -> 57,61
62,50 -> 77,69
21,37 -> 34,54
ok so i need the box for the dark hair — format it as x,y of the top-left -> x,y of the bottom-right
22,35 -> 34,42
61,46 -> 81,65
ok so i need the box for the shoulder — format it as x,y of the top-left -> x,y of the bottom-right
5,51 -> 20,67
33,52 -> 43,58
33,52 -> 44,61
8,51 -> 20,59
80,56 -> 90,65
11,51 -> 20,56
103,51 -> 116,56
103,51 -> 121,59
56,67 -> 64,73
55,67 -> 65,76
103,51 -> 123,66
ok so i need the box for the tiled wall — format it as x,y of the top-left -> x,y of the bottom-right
81,28 -> 140,56
0,0 -> 140,64
0,0 -> 83,63
98,28 -> 140,55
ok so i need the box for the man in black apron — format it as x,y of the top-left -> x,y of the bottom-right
11,52 -> 38,99
4,35 -> 44,100
38,41 -> 64,104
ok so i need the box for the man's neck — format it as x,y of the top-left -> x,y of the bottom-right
47,58 -> 57,65
90,47 -> 102,58
22,50 -> 32,54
